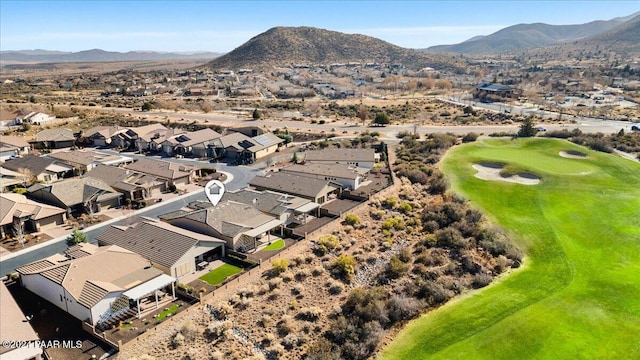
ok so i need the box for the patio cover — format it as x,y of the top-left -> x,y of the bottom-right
243,219 -> 284,238
295,202 -> 319,213
123,274 -> 176,301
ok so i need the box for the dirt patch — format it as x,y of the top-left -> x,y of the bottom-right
559,150 -> 588,159
472,163 -> 540,185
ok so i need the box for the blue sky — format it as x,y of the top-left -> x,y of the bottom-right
1,1 -> 638,52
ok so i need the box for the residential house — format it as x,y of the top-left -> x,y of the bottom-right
27,177 -> 121,216
148,128 -> 186,154
303,148 -> 377,169
48,150 -> 132,174
223,188 -> 319,226
96,219 -> 226,279
474,83 -> 517,101
16,244 -> 176,326
249,172 -> 341,204
280,163 -> 369,190
1,166 -> 28,191
23,112 -> 56,125
172,128 -> 222,157
83,164 -> 166,200
0,109 -> 29,129
212,132 -> 284,163
161,200 -> 284,252
31,128 -> 76,149
2,154 -> 75,183
0,193 -> 67,238
0,282 -> 43,360
0,135 -> 31,161
125,158 -> 196,187
81,126 -> 128,147
111,123 -> 168,150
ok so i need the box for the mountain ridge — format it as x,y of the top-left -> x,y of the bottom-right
426,11 -> 640,54
0,49 -> 222,64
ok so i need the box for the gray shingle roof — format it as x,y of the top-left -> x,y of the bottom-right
249,172 -> 340,199
223,188 -> 311,216
96,220 -> 225,268
2,154 -> 57,175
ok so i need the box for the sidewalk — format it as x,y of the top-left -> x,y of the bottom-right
0,172 -> 233,263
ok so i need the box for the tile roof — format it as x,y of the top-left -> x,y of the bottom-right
35,128 -> 75,142
304,148 -> 375,163
96,220 -> 225,268
0,193 -> 66,226
48,150 -> 121,166
124,158 -> 194,180
0,135 -> 30,148
173,128 -> 222,147
17,245 -> 163,308
249,172 -> 340,199
27,177 -> 120,207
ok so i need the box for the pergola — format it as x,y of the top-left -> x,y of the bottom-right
122,274 -> 176,319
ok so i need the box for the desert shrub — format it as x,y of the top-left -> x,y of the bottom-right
297,306 -> 324,321
387,295 -> 421,323
282,333 -> 304,350
381,217 -> 405,231
385,255 -> 410,279
399,202 -> 413,213
172,332 -> 185,348
312,266 -> 325,276
180,320 -> 198,342
268,277 -> 283,290
272,258 -> 289,274
472,273 -> 493,288
316,234 -> 340,255
332,255 -> 357,282
277,315 -> 297,336
462,132 -> 478,142
292,283 -> 305,296
383,196 -> 398,208
216,302 -> 233,320
328,281 -> 345,295
370,209 -> 386,220
344,213 -> 360,226
281,271 -> 294,282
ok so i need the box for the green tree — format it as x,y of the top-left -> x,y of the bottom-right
344,214 -> 360,226
252,108 -> 262,120
374,112 -> 390,126
66,228 -> 88,246
517,117 -> 537,138
141,102 -> 154,111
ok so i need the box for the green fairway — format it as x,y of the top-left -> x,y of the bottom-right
263,239 -> 285,251
199,263 -> 242,285
382,138 -> 640,359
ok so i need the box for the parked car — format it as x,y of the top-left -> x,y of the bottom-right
632,125 -> 640,131
535,126 -> 547,132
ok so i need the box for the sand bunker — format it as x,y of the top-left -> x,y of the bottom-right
472,163 -> 540,185
559,150 -> 588,159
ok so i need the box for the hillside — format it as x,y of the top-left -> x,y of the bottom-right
427,12 -> 637,54
0,49 -> 222,64
583,13 -> 640,52
206,26 -> 460,71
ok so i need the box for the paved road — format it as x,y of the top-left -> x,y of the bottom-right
0,159 -> 260,275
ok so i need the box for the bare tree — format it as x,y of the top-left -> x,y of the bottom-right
12,217 -> 26,247
17,167 -> 36,187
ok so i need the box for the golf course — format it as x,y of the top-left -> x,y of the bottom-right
381,138 -> 640,359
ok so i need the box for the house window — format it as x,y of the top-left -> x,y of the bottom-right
60,294 -> 63,302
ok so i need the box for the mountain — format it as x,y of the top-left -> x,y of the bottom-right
0,49 -> 222,64
427,12 -> 639,54
206,26 -> 458,70
585,14 -> 640,50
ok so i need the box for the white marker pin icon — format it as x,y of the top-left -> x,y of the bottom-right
204,180 -> 225,206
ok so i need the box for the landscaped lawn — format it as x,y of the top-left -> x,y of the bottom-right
263,239 -> 285,251
155,304 -> 180,322
199,263 -> 242,285
382,138 -> 640,359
